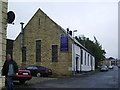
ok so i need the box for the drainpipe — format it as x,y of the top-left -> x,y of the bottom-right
73,30 -> 77,76
20,22 -> 24,48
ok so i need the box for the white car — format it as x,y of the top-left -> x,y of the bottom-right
108,66 -> 113,69
100,65 -> 109,71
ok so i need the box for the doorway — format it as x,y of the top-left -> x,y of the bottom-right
76,57 -> 79,73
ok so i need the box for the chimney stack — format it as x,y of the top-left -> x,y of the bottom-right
67,28 -> 69,34
69,31 -> 72,36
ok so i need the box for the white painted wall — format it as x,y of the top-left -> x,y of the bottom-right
72,44 -> 74,71
75,44 -> 80,55
72,43 -> 95,72
72,44 -> 81,71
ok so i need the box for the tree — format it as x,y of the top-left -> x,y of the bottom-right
75,36 -> 106,68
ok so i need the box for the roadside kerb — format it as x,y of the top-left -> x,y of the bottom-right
25,77 -> 57,85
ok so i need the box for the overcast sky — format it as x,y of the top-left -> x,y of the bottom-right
7,0 -> 118,58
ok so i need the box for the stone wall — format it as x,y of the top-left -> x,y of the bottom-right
0,0 -> 8,88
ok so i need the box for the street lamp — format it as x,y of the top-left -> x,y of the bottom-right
73,30 -> 77,76
73,30 -> 77,33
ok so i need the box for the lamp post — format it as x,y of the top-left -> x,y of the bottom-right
73,30 -> 77,76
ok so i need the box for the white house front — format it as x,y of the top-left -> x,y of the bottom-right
72,39 -> 95,73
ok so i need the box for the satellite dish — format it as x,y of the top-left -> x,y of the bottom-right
7,11 -> 15,24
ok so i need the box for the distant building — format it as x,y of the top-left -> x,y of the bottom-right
13,9 -> 95,77
116,59 -> 120,65
99,58 -> 118,66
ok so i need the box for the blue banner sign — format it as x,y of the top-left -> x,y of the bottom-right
60,34 -> 69,52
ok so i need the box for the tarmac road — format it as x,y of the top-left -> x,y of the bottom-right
14,66 -> 118,88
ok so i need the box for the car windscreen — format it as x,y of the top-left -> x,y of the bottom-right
26,66 -> 34,69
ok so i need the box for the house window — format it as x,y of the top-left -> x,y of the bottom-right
36,40 -> 41,62
85,52 -> 86,65
52,45 -> 58,62
22,47 -> 26,62
39,18 -> 40,25
91,56 -> 93,66
81,49 -> 83,64
88,54 -> 89,66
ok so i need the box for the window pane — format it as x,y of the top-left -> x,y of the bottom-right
36,40 -> 41,62
27,66 -> 33,69
81,49 -> 83,64
22,47 -> 26,62
88,54 -> 89,66
85,52 -> 86,65
52,45 -> 58,62
33,66 -> 38,69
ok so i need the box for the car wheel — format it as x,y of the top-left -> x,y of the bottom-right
19,80 -> 26,84
36,73 -> 41,77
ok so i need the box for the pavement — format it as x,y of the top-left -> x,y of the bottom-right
25,70 -> 98,85
25,77 -> 57,85
73,70 -> 99,77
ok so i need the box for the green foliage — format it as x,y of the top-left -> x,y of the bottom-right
75,36 -> 106,68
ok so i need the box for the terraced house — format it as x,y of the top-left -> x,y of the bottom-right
13,9 -> 95,77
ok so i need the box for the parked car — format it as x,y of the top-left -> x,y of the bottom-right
108,65 -> 113,69
97,66 -> 101,68
22,66 -> 52,77
12,69 -> 32,84
100,65 -> 109,71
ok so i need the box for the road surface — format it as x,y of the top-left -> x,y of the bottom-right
14,66 -> 119,88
